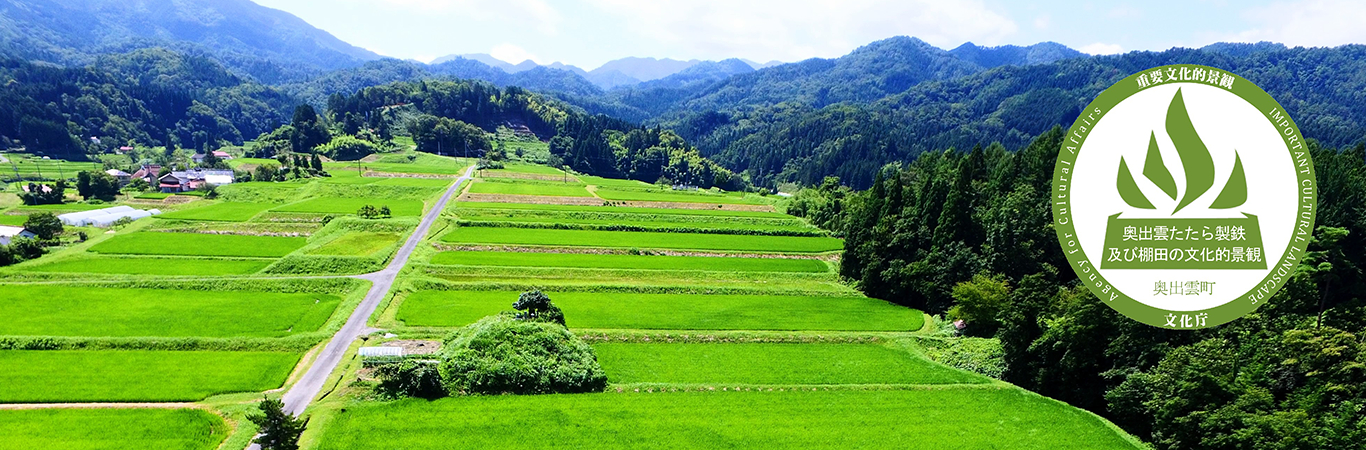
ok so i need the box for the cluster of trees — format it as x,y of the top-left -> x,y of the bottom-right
0,49 -> 294,159
74,171 -> 120,201
806,127 -> 1366,449
18,181 -> 67,205
247,105 -> 332,158
373,291 -> 604,399
244,153 -> 327,182
326,80 -> 743,189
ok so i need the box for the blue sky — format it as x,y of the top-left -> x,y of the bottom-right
253,0 -> 1366,70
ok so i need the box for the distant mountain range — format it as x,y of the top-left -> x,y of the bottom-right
4,0 -> 1364,191
0,0 -> 380,83
427,54 -> 785,89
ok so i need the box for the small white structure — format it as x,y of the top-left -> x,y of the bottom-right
358,346 -> 404,357
57,206 -> 135,226
358,346 -> 405,366
56,205 -> 160,227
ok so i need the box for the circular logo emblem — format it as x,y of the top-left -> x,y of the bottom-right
1052,64 -> 1316,329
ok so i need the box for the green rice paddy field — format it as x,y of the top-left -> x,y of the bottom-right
428,251 -> 829,273
310,232 -> 401,256
440,228 -> 842,253
594,343 -> 986,385
396,291 -> 921,331
0,408 -> 226,450
89,232 -> 307,258
0,285 -> 340,337
467,180 -> 591,197
455,210 -> 815,233
310,389 -> 1139,450
0,350 -> 300,402
274,197 -> 425,216
453,202 -> 790,219
593,187 -> 761,205
485,163 -> 564,175
155,202 -> 277,222
22,256 -> 271,275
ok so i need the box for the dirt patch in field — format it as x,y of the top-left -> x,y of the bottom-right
458,193 -> 777,212
364,171 -> 459,179
162,195 -> 199,204
434,244 -> 838,260
478,170 -> 579,183
380,339 -> 442,355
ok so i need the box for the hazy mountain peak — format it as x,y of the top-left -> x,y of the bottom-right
0,0 -> 381,83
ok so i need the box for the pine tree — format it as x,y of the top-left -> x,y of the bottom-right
246,397 -> 305,450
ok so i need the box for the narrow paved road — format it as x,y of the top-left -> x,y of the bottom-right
274,165 -> 474,418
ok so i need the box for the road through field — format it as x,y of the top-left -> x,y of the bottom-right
272,165 -> 474,420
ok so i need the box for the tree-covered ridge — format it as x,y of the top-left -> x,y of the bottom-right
325,80 -> 742,189
804,128 -> 1366,449
0,48 -> 294,158
0,0 -> 379,84
666,44 -> 1366,189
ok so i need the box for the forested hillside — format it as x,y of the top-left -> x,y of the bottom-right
667,44 -> 1366,188
791,128 -> 1366,448
0,48 -> 294,159
326,80 -> 742,189
0,0 -> 379,83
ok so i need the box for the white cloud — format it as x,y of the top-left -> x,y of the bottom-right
1080,43 -> 1124,55
490,43 -> 543,64
581,0 -> 1016,62
1231,0 -> 1366,47
345,0 -> 563,35
1033,14 -> 1051,30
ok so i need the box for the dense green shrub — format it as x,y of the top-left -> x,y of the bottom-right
374,360 -> 445,399
437,314 -> 606,395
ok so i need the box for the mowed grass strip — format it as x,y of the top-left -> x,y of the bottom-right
441,228 -> 842,253
89,232 -> 306,258
0,408 -> 227,450
273,197 -> 425,216
0,350 -> 300,402
23,256 -> 271,275
467,180 -> 591,197
0,285 -> 341,337
311,232 -> 401,256
454,202 -> 792,219
155,202 -> 276,222
398,291 -> 921,331
310,389 -> 1139,450
595,343 -> 987,385
430,251 -> 828,273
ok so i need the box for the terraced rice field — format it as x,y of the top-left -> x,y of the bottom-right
311,232 -> 401,257
0,408 -> 227,450
466,180 -> 592,197
155,202 -> 277,222
453,202 -> 792,218
22,256 -> 271,275
0,350 -> 300,402
273,197 -> 425,217
440,228 -> 843,253
309,389 -> 1139,450
89,232 -> 307,258
594,343 -> 986,385
593,187 -> 762,205
0,285 -> 341,337
396,290 -> 922,331
428,251 -> 829,273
